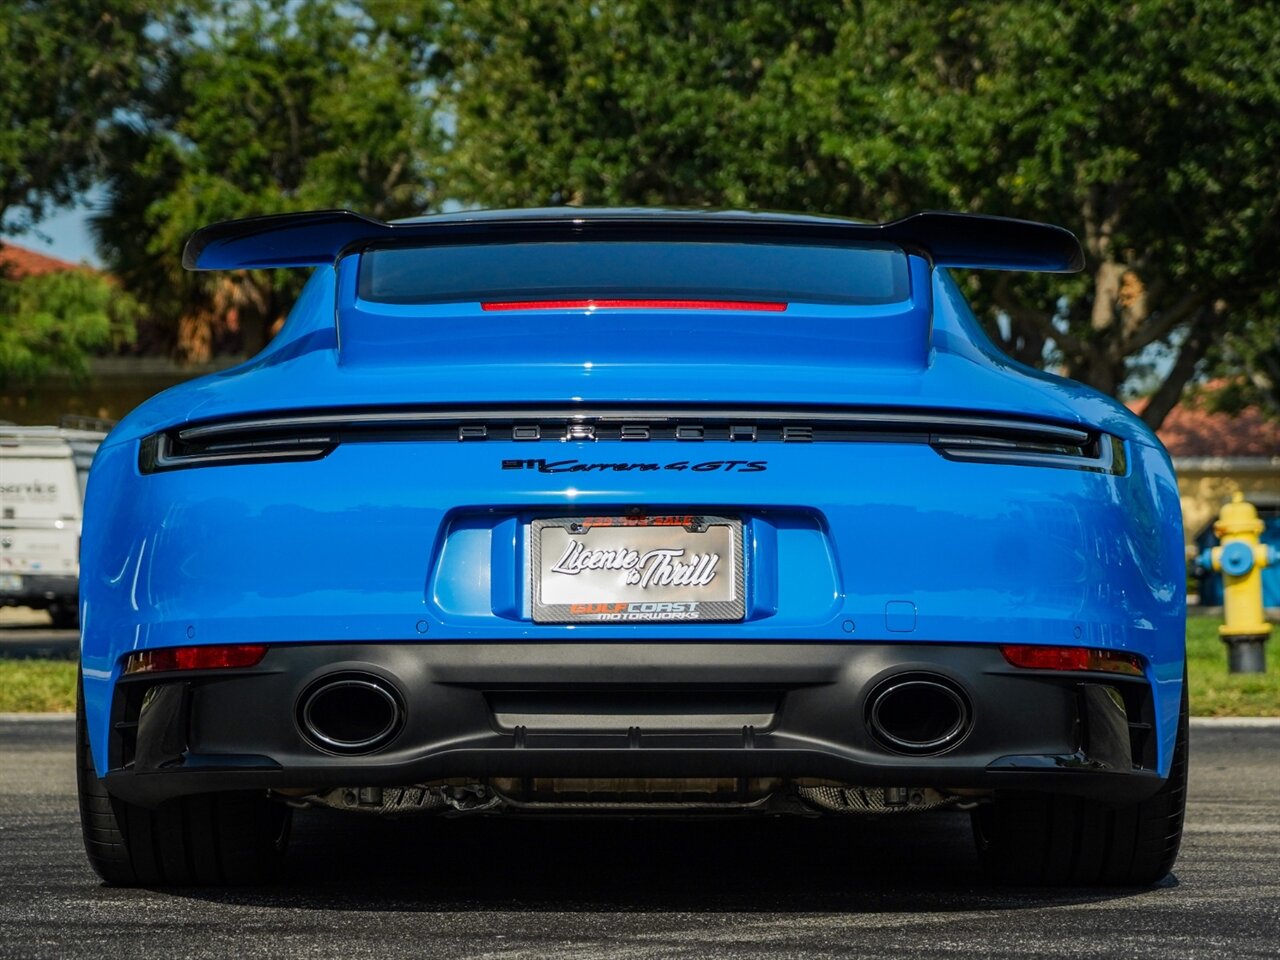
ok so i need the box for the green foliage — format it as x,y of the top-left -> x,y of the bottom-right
94,0 -> 443,358
1198,286 -> 1280,417
0,659 -> 78,713
442,2 -> 847,210
0,268 -> 138,387
0,0 -> 178,233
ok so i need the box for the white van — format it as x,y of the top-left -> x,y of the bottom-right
0,423 -> 108,628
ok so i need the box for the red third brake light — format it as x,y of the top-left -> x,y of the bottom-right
1000,644 -> 1144,676
480,299 -> 788,312
124,643 -> 268,675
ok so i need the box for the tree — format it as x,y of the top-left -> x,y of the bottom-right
0,1 -> 177,235
441,2 -> 846,211
93,0 -> 443,359
0,266 -> 138,387
442,0 -> 1280,428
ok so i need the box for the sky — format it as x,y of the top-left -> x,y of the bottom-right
2,196 -> 103,268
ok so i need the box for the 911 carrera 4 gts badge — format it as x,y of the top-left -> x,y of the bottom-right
531,516 -> 745,623
504,458 -> 766,473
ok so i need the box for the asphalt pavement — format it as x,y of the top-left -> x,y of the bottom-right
0,609 -> 77,660
0,718 -> 1277,959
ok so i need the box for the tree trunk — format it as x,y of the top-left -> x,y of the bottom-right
1139,309 -> 1212,431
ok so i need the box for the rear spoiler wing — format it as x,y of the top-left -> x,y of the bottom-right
182,209 -> 1084,274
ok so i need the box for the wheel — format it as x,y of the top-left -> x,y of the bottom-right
971,672 -> 1188,886
76,672 -> 291,886
47,601 -> 79,630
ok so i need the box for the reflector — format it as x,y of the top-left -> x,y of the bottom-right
124,643 -> 268,674
1000,644 -> 1144,676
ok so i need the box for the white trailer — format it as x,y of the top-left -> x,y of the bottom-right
0,422 -> 109,627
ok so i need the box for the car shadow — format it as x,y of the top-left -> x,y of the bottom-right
166,807 -> 1170,913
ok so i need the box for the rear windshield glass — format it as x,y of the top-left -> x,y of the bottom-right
357,241 -> 910,306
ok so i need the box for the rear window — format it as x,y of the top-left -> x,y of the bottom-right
357,241 -> 910,306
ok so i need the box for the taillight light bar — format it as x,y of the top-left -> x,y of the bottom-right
124,643 -> 268,675
1000,644 -> 1144,676
480,298 -> 788,312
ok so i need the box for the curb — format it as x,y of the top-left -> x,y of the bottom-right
0,636 -> 80,661
0,712 -> 74,721
1190,717 -> 1280,728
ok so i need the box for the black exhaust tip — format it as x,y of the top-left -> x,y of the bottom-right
298,673 -> 404,755
866,673 -> 972,755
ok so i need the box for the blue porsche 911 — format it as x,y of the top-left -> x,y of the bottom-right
76,208 -> 1187,887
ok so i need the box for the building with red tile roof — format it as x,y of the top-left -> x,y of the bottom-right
1129,388 -> 1280,550
1145,398 -> 1280,461
0,242 -> 87,279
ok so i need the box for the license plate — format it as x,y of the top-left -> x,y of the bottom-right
0,574 -> 21,592
532,515 -> 744,623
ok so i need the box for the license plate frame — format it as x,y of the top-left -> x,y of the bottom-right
531,515 -> 745,624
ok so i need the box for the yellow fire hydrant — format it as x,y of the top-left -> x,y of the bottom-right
1196,493 -> 1277,673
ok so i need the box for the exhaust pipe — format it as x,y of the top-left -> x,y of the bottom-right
298,673 -> 404,754
866,674 -> 972,755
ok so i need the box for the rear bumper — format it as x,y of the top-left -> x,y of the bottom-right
99,642 -> 1168,807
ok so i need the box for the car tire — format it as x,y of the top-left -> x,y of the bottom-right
76,672 -> 291,886
971,672 -> 1188,886
48,602 -> 79,630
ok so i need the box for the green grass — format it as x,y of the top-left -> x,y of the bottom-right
0,659 -> 78,713
0,617 -> 1276,715
1186,615 -> 1280,717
